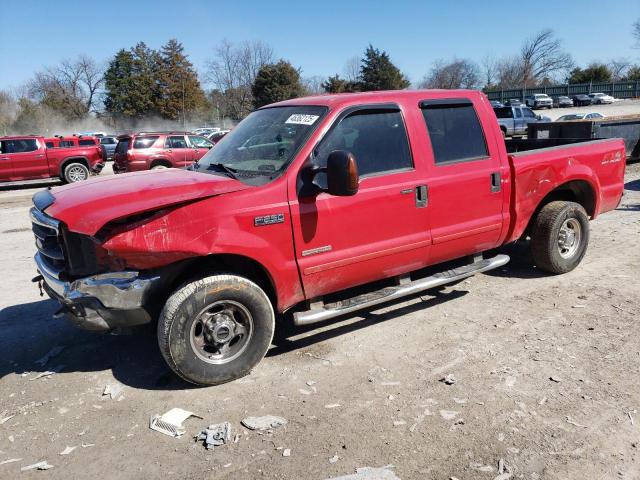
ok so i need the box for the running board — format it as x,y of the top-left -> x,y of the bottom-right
293,254 -> 510,326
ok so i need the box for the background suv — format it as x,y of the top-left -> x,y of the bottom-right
525,94 -> 553,109
113,132 -> 213,173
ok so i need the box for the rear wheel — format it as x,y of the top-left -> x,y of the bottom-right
158,275 -> 275,386
530,201 -> 590,274
63,162 -> 89,183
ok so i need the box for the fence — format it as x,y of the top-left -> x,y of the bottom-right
485,80 -> 640,102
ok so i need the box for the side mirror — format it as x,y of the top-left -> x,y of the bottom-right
326,151 -> 359,196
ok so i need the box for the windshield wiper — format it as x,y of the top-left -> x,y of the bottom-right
205,163 -> 239,179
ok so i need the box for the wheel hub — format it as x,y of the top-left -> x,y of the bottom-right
204,315 -> 236,344
557,218 -> 581,259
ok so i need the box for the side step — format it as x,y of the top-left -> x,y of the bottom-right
293,254 -> 510,326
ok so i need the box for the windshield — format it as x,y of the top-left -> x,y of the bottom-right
195,106 -> 327,181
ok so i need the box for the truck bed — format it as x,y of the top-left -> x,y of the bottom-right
504,138 -> 626,243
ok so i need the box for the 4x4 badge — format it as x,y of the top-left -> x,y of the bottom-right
254,214 -> 285,226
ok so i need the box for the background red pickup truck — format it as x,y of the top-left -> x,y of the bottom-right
31,90 -> 625,386
1,135 -> 104,183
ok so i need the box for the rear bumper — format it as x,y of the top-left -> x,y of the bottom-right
35,252 -> 160,332
92,162 -> 105,174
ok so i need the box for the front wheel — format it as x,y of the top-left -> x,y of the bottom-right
158,275 -> 275,386
530,201 -> 590,274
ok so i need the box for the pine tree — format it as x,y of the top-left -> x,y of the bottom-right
321,74 -> 360,93
252,60 -> 304,108
359,45 -> 410,91
157,39 -> 206,123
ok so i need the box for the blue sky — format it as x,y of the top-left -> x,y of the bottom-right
1,0 -> 638,88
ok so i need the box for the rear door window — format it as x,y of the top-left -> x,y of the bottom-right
3,139 -> 39,153
60,140 -> 75,147
188,135 -> 213,148
314,107 -> 413,177
133,136 -> 159,149
79,139 -> 96,146
165,135 -> 188,149
420,100 -> 489,165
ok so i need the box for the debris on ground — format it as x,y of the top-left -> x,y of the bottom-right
440,374 -> 456,385
325,466 -> 400,480
329,455 -> 339,463
0,458 -> 21,466
102,383 -> 124,400
393,420 -> 406,427
306,380 -> 317,386
149,408 -> 202,438
549,376 -> 562,383
565,416 -> 588,428
282,448 -> 291,457
241,415 -> 287,431
34,346 -> 65,367
324,404 -> 341,409
439,410 -> 459,420
196,422 -> 231,449
0,415 -> 15,425
29,365 -> 64,381
21,461 -> 53,471
59,446 -> 76,455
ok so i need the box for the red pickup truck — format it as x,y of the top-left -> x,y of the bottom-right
1,135 -> 104,183
31,90 -> 625,386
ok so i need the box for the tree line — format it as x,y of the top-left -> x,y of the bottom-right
1,21 -> 639,135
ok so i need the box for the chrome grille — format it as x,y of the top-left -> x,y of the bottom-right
30,207 -> 65,277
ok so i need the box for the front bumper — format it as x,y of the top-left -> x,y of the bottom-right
35,252 -> 160,332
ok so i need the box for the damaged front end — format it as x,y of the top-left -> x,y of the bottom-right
31,201 -> 162,332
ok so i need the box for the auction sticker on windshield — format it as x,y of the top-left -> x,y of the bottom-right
285,114 -> 319,125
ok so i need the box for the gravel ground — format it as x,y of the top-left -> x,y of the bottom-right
0,161 -> 639,480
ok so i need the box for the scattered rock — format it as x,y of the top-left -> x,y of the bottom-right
306,380 -> 317,386
299,389 -> 312,395
282,448 -> 291,457
0,415 -> 15,425
241,415 -> 287,431
324,404 -> 341,409
29,366 -> 64,381
324,466 -> 400,480
102,383 -> 124,400
392,420 -> 406,427
440,374 -> 456,385
329,455 -> 339,464
59,446 -> 76,455
549,376 -> 562,383
0,458 -> 21,466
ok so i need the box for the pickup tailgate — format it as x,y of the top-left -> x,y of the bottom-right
506,138 -> 626,242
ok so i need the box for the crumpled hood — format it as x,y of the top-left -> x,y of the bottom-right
45,169 -> 250,236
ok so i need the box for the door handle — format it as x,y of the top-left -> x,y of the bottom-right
415,185 -> 428,208
490,172 -> 501,192
35,154 -> 45,158
0,157 -> 9,161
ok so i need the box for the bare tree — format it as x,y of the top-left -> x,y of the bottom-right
519,29 -> 573,85
609,58 -> 631,80
27,55 -> 104,119
420,59 -> 480,89
206,39 -> 274,119
495,55 -> 525,88
302,75 -> 325,95
343,56 -> 361,82
481,55 -> 499,88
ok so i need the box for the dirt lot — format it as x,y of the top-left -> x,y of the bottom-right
1,161 -> 639,480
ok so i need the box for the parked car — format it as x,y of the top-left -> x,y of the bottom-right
31,89 -> 626,386
45,135 -> 107,163
490,100 -> 504,108
493,105 -> 550,136
589,92 -> 614,104
1,135 -> 104,183
553,96 -> 574,108
556,113 -> 605,121
525,93 -> 553,109
571,94 -> 592,106
207,129 -> 231,144
504,98 -> 522,106
99,136 -> 118,160
113,132 -> 214,173
193,127 -> 220,136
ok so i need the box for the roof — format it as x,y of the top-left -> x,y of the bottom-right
0,135 -> 41,140
267,89 -> 485,110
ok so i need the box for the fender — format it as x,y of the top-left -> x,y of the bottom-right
505,158 -> 601,243
59,156 -> 89,176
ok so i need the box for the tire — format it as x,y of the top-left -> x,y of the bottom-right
158,274 -> 275,386
530,201 -> 590,274
151,164 -> 169,170
63,162 -> 90,183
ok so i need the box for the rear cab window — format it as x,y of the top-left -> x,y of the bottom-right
133,136 -> 159,149
420,99 -> 488,165
1,138 -> 39,154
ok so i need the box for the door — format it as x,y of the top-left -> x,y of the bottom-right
187,135 -> 214,163
289,106 -> 431,299
0,140 -> 14,180
3,138 -> 48,180
164,135 -> 190,167
514,107 -> 525,134
522,107 -> 538,133
419,99 -> 505,264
